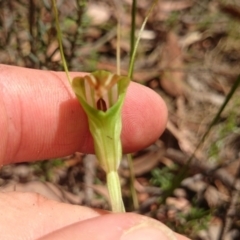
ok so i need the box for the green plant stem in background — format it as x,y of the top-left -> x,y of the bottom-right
52,0 -> 71,85
126,0 -> 158,209
113,0 -> 139,210
112,0 -> 122,75
128,0 -> 158,79
130,0 -> 136,65
126,0 -> 139,210
127,154 -> 139,209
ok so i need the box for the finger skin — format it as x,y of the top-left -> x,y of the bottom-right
0,64 -> 168,165
38,213 -> 176,240
39,213 -> 190,240
0,192 -> 103,239
0,192 -> 190,240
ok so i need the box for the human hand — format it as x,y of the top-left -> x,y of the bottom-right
0,65 -> 189,240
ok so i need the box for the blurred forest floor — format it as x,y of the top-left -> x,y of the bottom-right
1,0 -> 240,239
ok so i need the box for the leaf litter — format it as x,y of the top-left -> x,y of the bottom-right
1,0 -> 240,239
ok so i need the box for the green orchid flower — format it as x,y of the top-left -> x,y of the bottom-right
72,70 -> 130,212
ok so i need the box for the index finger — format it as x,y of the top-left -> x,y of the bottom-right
0,64 -> 167,165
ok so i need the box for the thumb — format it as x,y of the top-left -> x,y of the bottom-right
39,213 -> 189,240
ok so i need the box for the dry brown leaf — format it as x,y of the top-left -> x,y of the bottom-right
46,40 -> 61,62
157,1 -> 193,21
160,31 -> 185,97
87,3 -> 110,26
159,0 -> 193,12
91,184 -> 110,202
131,149 -> 164,176
204,185 -> 228,207
132,151 -> 163,176
166,197 -> 190,216
219,3 -> 240,21
179,31 -> 202,48
0,181 -> 83,204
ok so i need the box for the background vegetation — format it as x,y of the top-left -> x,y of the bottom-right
1,0 -> 240,239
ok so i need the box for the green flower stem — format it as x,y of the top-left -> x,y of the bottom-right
107,171 -> 125,212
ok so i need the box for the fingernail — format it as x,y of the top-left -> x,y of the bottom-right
121,218 -> 177,240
